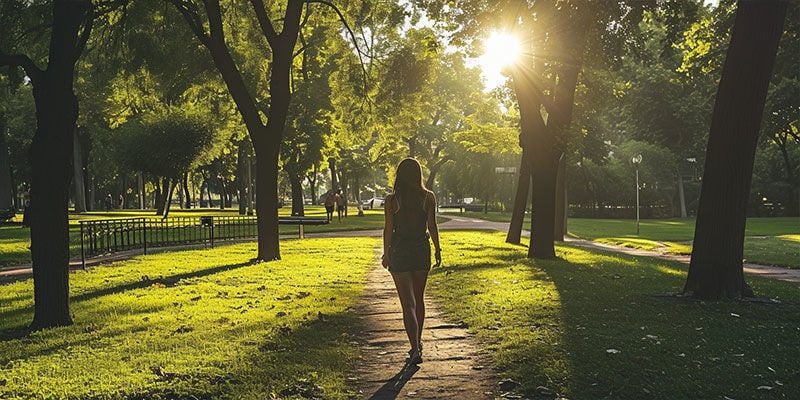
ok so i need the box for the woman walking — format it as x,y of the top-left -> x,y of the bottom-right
382,158 -> 442,364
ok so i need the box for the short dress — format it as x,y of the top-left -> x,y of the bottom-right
388,194 -> 432,273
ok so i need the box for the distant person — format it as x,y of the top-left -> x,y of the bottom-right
118,194 -> 124,209
104,193 -> 112,212
382,157 -> 442,365
21,187 -> 31,228
324,191 -> 335,222
335,189 -> 345,222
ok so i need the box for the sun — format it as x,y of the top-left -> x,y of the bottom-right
478,31 -> 522,89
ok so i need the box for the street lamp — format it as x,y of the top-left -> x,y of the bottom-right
632,154 -> 642,235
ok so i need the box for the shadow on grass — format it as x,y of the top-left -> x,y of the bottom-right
367,363 -> 420,399
535,245 -> 800,400
71,259 -> 257,303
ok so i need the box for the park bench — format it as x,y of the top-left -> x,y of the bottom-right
0,207 -> 15,222
278,216 -> 329,238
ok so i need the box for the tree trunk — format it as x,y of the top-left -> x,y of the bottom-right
28,0 -> 92,329
290,173 -> 304,216
307,163 -> 318,206
0,122 -> 13,210
138,173 -> 145,209
254,142 -> 281,261
684,0 -> 787,299
554,154 -> 567,241
72,128 -> 86,213
162,179 -> 176,219
237,143 -> 249,215
507,148 -> 531,244
155,177 -> 167,216
182,172 -> 191,209
678,173 -> 688,218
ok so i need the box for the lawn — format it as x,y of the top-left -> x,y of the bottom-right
428,231 -> 800,400
459,212 -> 800,268
0,206 -> 385,268
0,237 -> 380,399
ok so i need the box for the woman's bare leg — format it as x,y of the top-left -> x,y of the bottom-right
411,270 -> 429,346
391,272 -> 420,354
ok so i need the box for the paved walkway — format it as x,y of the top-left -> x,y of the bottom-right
349,252 -> 505,399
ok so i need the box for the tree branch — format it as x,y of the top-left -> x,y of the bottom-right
168,0 -> 211,46
0,52 -> 44,84
249,0 -> 278,45
307,0 -> 370,91
74,4 -> 95,63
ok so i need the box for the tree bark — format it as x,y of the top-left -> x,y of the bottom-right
554,154 -> 567,241
182,172 -> 191,209
684,0 -> 787,299
72,129 -> 85,212
237,143 -> 249,215
507,148 -> 531,244
307,163 -> 318,206
329,157 -> 338,192
0,122 -> 13,210
28,0 -> 92,329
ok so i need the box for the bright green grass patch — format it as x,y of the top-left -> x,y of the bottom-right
429,231 -> 800,400
458,214 -> 800,268
0,237 -> 380,399
0,207 -> 385,267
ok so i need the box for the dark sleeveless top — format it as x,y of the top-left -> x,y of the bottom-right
388,193 -> 431,272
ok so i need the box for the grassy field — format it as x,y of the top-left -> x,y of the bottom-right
0,206 -> 385,267
428,231 -> 800,400
0,237 -> 380,399
459,212 -> 800,268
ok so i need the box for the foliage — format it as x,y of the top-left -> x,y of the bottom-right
429,231 -> 800,399
114,110 -> 218,180
0,237 -> 378,399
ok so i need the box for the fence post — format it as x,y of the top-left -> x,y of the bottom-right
80,221 -> 86,269
142,218 -> 148,255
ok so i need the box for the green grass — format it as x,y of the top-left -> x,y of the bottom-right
0,237 -> 380,399
458,212 -> 800,268
428,231 -> 800,400
0,206 -> 385,267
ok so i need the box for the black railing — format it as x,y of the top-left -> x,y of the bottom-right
79,216 -> 259,268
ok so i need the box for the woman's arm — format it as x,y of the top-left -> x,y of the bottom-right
426,192 -> 441,266
382,194 -> 395,268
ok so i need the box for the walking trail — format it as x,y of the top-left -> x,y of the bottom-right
348,254 -> 506,399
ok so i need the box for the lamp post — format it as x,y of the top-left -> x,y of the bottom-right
632,154 -> 642,235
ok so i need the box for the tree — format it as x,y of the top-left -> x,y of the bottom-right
169,0 -> 360,261
114,110 -> 217,216
0,0 -> 96,329
684,0 -> 788,299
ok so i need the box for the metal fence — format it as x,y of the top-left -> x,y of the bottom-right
79,216 -> 258,267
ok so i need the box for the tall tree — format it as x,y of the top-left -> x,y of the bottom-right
684,0 -> 788,299
0,0 -> 94,328
169,0 -> 359,260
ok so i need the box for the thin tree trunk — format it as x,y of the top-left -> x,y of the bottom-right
329,157 -> 338,192
182,172 -> 191,209
554,154 -> 567,241
507,148 -> 531,244
0,122 -> 13,210
238,143 -> 248,215
684,0 -> 787,299
678,173 -> 688,218
138,173 -> 145,209
162,178 -> 176,219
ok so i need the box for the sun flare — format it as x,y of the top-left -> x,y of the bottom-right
478,31 -> 522,88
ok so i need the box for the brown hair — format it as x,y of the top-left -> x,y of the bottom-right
392,158 -> 428,213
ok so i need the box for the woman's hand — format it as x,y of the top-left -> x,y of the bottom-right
434,248 -> 442,268
381,254 -> 389,269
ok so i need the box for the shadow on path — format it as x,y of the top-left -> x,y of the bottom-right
367,363 -> 420,400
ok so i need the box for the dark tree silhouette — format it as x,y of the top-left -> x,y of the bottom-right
0,0 -> 94,329
684,0 -> 788,299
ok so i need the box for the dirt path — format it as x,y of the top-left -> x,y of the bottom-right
349,253 -> 506,399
